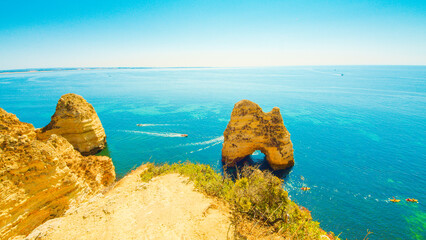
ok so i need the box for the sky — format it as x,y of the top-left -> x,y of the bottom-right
0,0 -> 425,69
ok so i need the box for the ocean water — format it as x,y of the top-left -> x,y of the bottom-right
0,66 -> 425,239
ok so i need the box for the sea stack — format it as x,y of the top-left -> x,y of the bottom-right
222,100 -> 294,170
0,108 -> 115,239
37,93 -> 106,155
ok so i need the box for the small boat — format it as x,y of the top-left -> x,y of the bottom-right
181,134 -> 188,137
301,187 -> 311,191
390,197 -> 400,203
136,124 -> 143,126
406,198 -> 418,202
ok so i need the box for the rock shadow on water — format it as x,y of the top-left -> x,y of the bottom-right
222,153 -> 293,181
97,144 -> 111,158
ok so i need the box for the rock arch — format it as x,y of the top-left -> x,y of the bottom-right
221,100 -> 294,170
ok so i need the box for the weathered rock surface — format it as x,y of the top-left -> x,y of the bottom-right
0,108 -> 115,239
37,93 -> 106,155
222,100 -> 294,170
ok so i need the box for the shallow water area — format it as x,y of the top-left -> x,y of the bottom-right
0,66 -> 425,239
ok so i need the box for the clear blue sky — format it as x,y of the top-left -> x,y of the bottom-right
0,0 -> 425,69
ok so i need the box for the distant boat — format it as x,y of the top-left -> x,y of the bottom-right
181,134 -> 188,137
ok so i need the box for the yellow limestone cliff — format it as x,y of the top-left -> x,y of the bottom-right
222,100 -> 294,170
37,93 -> 106,155
0,108 -> 115,239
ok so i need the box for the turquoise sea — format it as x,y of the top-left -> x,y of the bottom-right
0,66 -> 425,239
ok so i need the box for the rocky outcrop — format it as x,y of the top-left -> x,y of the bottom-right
222,100 -> 294,170
0,108 -> 115,239
37,93 -> 106,155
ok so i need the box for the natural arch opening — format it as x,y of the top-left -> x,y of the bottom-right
250,150 -> 266,163
222,148 -> 292,180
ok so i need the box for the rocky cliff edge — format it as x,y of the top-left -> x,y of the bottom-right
0,108 -> 115,239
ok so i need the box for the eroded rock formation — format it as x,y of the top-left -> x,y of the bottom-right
37,93 -> 106,155
222,100 -> 294,170
0,108 -> 115,239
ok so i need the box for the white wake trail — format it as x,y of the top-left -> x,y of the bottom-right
180,136 -> 224,147
189,141 -> 223,153
120,130 -> 186,138
136,124 -> 177,127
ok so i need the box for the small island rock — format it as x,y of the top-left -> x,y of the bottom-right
222,100 -> 294,170
37,93 -> 106,155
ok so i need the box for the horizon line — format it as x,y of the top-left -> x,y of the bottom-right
1,64 -> 426,74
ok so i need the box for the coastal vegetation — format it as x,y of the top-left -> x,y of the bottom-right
140,162 -> 339,239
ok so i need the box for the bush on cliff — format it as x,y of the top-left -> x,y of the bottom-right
140,162 -> 338,239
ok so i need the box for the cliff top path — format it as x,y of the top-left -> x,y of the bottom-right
21,166 -> 233,240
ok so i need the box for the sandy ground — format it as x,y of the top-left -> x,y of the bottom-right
23,166 -> 233,240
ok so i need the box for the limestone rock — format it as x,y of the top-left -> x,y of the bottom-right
0,108 -> 115,239
222,100 -> 294,170
37,93 -> 106,155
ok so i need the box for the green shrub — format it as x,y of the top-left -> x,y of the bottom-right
140,162 -> 234,198
140,162 -> 338,239
231,167 -> 289,222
